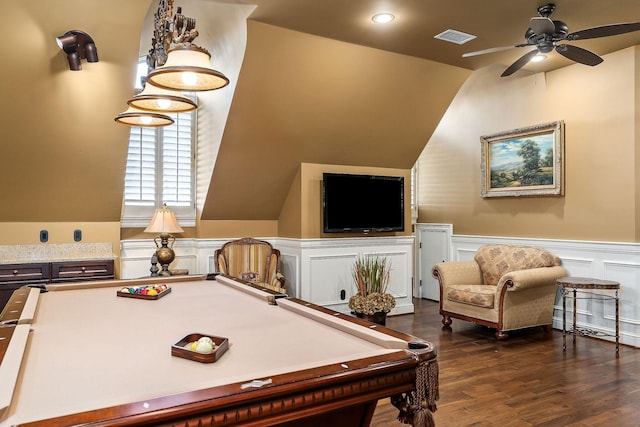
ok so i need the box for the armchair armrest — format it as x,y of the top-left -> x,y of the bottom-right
432,261 -> 483,287
497,266 -> 568,292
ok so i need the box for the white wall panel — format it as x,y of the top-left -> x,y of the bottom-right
121,236 -> 415,316
449,234 -> 640,348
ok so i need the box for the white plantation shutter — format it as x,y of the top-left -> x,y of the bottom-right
121,108 -> 196,227
162,113 -> 193,207
124,126 -> 156,205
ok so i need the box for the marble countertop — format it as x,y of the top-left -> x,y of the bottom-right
0,243 -> 116,264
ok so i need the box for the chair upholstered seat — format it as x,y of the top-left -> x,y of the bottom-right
432,244 -> 567,340
446,285 -> 496,308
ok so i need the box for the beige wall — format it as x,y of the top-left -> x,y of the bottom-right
1,0 -> 150,224
278,167 -> 303,238
418,47 -> 639,242
196,220 -> 278,238
201,21 -> 470,221
6,1 -> 639,254
0,222 -> 122,275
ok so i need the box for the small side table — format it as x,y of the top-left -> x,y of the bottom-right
557,276 -> 620,355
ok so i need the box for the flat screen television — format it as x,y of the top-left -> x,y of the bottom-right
322,172 -> 405,233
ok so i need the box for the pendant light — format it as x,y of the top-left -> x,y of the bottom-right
114,106 -> 174,127
128,84 -> 197,113
145,45 -> 229,92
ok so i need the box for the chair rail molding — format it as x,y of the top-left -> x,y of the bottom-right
120,236 -> 415,315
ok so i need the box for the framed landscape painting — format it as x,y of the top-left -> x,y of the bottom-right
480,121 -> 565,198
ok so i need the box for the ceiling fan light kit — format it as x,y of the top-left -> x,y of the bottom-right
462,3 -> 640,77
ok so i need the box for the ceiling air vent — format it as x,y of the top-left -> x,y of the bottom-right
434,29 -> 476,45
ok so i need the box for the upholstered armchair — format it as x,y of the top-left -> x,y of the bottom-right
432,244 -> 567,339
214,238 -> 286,293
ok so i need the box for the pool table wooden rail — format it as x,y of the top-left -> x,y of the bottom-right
1,276 -> 437,427
21,350 -> 424,427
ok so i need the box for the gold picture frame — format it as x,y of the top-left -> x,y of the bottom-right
480,121 -> 565,198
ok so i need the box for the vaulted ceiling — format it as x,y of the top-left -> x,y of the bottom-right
238,0 -> 640,76
202,0 -> 640,220
3,1 -> 640,225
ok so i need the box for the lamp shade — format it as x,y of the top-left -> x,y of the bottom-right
146,45 -> 229,92
114,106 -> 174,127
128,84 -> 197,113
145,204 -> 184,234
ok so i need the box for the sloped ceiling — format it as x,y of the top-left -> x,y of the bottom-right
201,22 -> 470,219
238,0 -> 640,76
202,0 -> 640,220
3,0 -> 639,224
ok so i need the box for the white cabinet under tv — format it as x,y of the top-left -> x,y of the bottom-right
293,236 -> 415,315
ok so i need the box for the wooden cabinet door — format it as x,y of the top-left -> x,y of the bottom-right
51,260 -> 114,282
0,263 -> 50,312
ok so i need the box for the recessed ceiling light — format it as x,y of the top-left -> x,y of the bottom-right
372,13 -> 395,24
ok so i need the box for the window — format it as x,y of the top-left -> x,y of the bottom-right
121,109 -> 197,227
121,56 -> 197,228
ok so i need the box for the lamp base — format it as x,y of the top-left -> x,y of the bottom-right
153,234 -> 176,277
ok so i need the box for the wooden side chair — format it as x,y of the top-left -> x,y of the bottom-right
214,238 -> 286,293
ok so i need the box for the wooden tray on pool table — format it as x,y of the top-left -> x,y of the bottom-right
116,285 -> 171,300
172,333 -> 229,363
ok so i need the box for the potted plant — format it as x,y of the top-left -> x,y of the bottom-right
348,254 -> 395,325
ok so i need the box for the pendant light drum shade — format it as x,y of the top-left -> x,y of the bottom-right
128,85 -> 197,113
114,106 -> 174,127
146,45 -> 229,92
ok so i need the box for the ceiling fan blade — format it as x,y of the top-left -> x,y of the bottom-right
556,44 -> 603,66
530,17 -> 555,35
501,49 -> 539,77
462,45 -> 523,58
567,22 -> 640,41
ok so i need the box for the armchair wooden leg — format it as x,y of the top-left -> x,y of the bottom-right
496,330 -> 509,340
542,324 -> 552,332
441,315 -> 452,326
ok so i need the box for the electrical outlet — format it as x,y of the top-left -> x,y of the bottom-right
73,229 -> 82,242
40,230 -> 48,243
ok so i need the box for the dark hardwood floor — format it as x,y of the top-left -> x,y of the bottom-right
371,298 -> 639,426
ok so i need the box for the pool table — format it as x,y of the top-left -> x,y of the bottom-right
0,275 -> 438,426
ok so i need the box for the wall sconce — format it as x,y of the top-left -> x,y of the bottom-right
56,30 -> 99,71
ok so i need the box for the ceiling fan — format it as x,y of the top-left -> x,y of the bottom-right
463,3 -> 640,77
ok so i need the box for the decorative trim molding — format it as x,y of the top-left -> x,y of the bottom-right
449,234 -> 640,348
120,236 -> 415,316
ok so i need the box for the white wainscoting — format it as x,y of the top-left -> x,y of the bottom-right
449,234 -> 640,348
120,236 -> 415,316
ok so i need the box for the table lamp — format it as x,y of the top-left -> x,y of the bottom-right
145,204 -> 183,276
